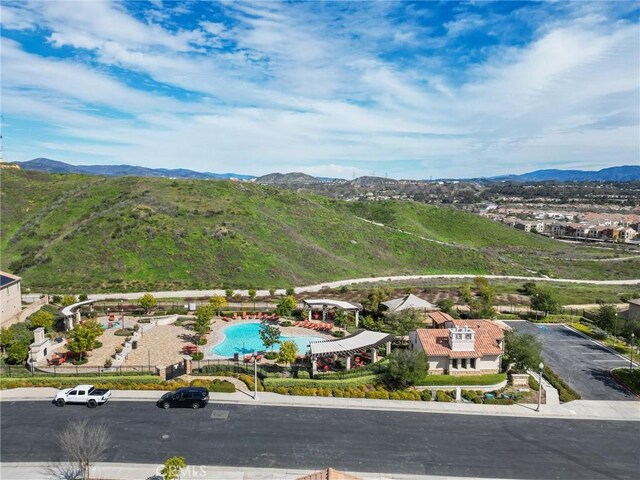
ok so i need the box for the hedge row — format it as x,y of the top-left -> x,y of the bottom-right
543,366 -> 581,402
315,361 -> 388,380
263,374 -> 382,390
0,369 -> 155,378
264,384 -> 422,400
189,379 -> 235,393
415,373 -> 506,386
0,375 -> 184,391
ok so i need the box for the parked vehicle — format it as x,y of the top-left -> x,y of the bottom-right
53,384 -> 111,408
157,387 -> 209,409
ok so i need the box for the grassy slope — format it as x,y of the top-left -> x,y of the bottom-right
2,170 -> 637,292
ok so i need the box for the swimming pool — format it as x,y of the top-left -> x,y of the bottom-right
211,322 -> 325,357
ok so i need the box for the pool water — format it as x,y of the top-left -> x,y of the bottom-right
211,322 -> 324,357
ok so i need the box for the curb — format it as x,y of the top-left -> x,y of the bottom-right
563,323 -> 638,365
609,368 -> 640,399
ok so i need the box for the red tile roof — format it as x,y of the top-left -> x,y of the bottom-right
415,320 -> 504,359
426,311 -> 455,325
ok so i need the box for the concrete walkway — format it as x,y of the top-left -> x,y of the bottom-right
1,387 -> 637,421
83,274 -> 640,300
0,462 -> 511,480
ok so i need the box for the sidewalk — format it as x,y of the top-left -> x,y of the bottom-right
1,387 -> 638,421
0,462 -> 512,480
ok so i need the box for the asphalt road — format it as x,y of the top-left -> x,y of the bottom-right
2,402 -> 639,479
505,321 -> 634,401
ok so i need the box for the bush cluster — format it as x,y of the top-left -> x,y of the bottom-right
528,375 -> 539,391
415,373 -> 506,386
461,389 -> 486,403
238,374 -> 264,392
484,398 -> 515,405
191,352 -> 204,361
296,370 -> 310,379
189,378 -> 235,393
435,390 -> 454,402
0,375 -> 174,390
264,374 -> 381,390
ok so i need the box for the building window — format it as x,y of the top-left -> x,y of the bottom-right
465,334 -> 472,340
452,359 -> 458,369
456,334 -> 462,339
471,358 -> 476,369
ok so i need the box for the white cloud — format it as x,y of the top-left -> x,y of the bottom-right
1,1 -> 638,178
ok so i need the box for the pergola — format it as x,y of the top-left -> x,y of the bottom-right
61,300 -> 95,330
302,298 -> 362,326
309,330 -> 395,372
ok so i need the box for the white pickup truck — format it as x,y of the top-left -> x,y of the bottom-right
54,384 -> 111,408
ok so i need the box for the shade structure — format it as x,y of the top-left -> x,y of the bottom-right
310,330 -> 395,357
381,293 -> 435,313
303,299 -> 362,311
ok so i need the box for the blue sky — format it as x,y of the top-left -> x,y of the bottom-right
1,0 -> 639,179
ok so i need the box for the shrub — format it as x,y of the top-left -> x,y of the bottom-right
210,380 -> 236,393
115,346 -> 123,354
265,352 -> 278,360
190,379 -> 210,388
297,370 -> 310,379
484,398 -> 515,405
420,390 -> 432,401
138,318 -> 151,324
316,387 -> 331,397
104,358 -> 112,368
114,329 -> 134,336
71,357 -> 88,365
332,388 -> 344,397
238,374 -> 264,392
274,386 -> 289,395
174,320 -> 184,327
133,324 -> 140,332
415,373 -> 506,386
435,390 -> 454,402
280,320 -> 292,327
332,331 -> 346,338
196,337 -> 207,346
528,375 -> 540,391
191,352 -> 204,361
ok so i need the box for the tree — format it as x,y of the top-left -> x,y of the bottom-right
275,295 -> 296,317
248,288 -> 257,310
285,287 -> 295,296
209,295 -> 227,316
362,287 -> 391,313
78,294 -> 89,302
387,349 -> 429,387
269,288 -> 276,297
259,323 -> 281,352
0,327 -> 12,355
67,319 -> 104,361
6,342 -> 29,364
137,293 -> 157,314
194,305 -> 215,343
435,298 -> 456,316
278,340 -> 298,367
385,309 -> 423,336
519,282 -> 538,295
58,419 -> 110,480
61,295 -> 77,307
530,287 -> 561,316
28,309 -> 55,331
51,294 -> 63,305
162,456 -> 187,480
460,278 -> 496,318
595,304 -> 618,333
225,288 -> 234,300
504,331 -> 543,373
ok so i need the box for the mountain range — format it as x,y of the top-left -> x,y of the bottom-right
8,158 -> 640,182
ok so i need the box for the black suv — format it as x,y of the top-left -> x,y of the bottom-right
157,387 -> 209,409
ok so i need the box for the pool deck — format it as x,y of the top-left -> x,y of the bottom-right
205,318 -> 333,359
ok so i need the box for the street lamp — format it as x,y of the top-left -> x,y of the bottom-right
536,362 -> 544,412
120,299 -> 124,330
613,312 -> 618,349
631,333 -> 635,373
534,294 -> 539,322
253,354 -> 259,401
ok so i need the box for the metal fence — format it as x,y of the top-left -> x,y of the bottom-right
0,364 -> 156,377
190,358 -> 306,379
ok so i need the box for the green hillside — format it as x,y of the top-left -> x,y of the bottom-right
1,169 -> 637,292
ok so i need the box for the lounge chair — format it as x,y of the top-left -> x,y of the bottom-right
233,312 -> 238,320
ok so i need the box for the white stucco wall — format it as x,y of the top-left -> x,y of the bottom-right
1,280 -> 22,325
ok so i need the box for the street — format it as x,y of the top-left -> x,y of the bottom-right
1,401 -> 638,479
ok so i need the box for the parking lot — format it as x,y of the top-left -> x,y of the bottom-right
505,321 -> 636,401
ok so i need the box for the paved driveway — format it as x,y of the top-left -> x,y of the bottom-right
505,321 -> 635,401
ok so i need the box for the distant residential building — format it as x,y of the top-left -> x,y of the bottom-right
409,319 -> 506,375
1,271 -> 22,325
613,227 -> 637,243
627,299 -> 640,321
